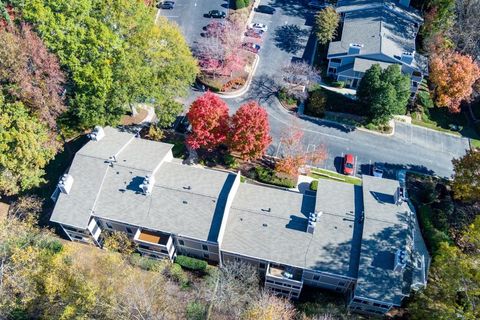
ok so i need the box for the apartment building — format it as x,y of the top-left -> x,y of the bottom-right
326,0 -> 428,95
50,126 -> 429,316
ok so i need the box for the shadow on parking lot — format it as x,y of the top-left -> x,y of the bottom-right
246,74 -> 280,103
274,24 -> 310,54
269,0 -> 311,19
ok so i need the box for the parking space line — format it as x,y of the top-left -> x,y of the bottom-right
275,142 -> 282,158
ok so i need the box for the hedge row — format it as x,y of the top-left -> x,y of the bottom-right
175,255 -> 208,271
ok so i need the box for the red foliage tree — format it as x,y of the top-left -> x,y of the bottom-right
186,92 -> 230,150
275,126 -> 327,176
0,23 -> 66,129
229,101 -> 272,161
429,50 -> 480,113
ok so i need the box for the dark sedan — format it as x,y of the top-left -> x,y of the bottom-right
206,10 -> 226,18
254,5 -> 276,14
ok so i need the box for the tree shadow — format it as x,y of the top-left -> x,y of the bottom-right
268,0 -> 312,19
246,74 -> 280,103
274,24 -> 310,54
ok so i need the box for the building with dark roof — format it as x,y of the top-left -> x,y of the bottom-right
326,0 -> 427,95
50,127 -> 429,316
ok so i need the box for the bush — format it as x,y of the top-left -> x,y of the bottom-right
310,180 -> 318,191
332,81 -> 345,88
416,90 -> 434,109
175,255 -> 208,271
165,263 -> 190,287
186,302 -> 207,320
278,88 -> 297,106
305,89 -> 327,117
223,154 -> 238,169
418,205 -> 452,255
235,0 -> 247,9
255,166 -> 296,188
129,254 -> 162,271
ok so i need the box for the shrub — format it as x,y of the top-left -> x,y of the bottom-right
310,180 -> 318,191
186,302 -> 207,320
416,90 -> 434,109
255,166 -> 296,188
305,89 -> 327,117
146,124 -> 164,141
129,254 -> 162,271
278,88 -> 297,106
165,263 -> 190,287
235,0 -> 247,9
103,231 -> 135,255
175,255 -> 208,271
332,81 -> 345,88
223,154 -> 238,168
221,77 -> 246,91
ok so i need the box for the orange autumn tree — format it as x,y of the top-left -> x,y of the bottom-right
275,126 -> 327,177
429,51 -> 480,113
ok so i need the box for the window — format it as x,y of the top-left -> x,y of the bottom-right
161,249 -> 168,254
178,240 -> 184,246
202,244 -> 208,251
126,227 -> 133,234
313,275 -> 320,281
73,235 -> 83,240
331,58 -> 341,63
328,67 -> 336,74
412,71 -> 422,77
266,279 -> 273,284
259,263 -> 266,269
412,81 -> 418,87
139,244 -> 150,250
203,253 -> 209,259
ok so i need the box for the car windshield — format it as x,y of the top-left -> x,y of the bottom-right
346,163 -> 353,169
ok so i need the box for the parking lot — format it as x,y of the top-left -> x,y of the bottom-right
158,0 -> 317,74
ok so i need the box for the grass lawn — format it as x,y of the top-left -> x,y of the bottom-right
411,107 -> 480,148
309,168 -> 362,186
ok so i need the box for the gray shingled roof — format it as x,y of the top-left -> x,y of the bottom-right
353,58 -> 394,72
93,162 -> 236,242
328,1 -> 426,73
222,181 -> 362,277
51,127 -> 237,242
354,175 -> 413,304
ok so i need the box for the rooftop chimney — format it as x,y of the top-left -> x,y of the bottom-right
140,175 -> 155,195
401,51 -> 415,65
88,126 -> 105,141
58,174 -> 74,194
348,43 -> 363,55
399,0 -> 411,7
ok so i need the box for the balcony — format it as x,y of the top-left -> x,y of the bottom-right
267,264 -> 303,282
134,229 -> 175,259
265,263 -> 304,298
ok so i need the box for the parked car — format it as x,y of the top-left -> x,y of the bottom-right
245,28 -> 264,38
248,22 -> 268,32
343,153 -> 355,175
206,10 -> 226,18
157,1 -> 175,9
254,5 -> 276,14
242,42 -> 261,53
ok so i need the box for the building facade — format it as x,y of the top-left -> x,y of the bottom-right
50,127 -> 429,316
326,0 -> 427,95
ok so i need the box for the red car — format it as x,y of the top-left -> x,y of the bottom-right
343,154 -> 355,175
242,42 -> 261,53
245,28 -> 264,39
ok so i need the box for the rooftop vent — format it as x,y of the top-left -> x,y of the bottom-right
307,211 -> 321,234
401,51 -> 415,65
88,126 -> 105,141
348,43 -> 363,55
58,174 -> 74,194
139,175 -> 155,196
394,249 -> 408,272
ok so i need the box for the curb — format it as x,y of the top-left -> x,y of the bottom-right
400,121 -> 466,139
217,54 -> 260,99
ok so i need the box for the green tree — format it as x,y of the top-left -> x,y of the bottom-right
451,150 -> 480,203
0,94 -> 56,195
19,0 -> 197,129
315,6 -> 340,45
357,64 -> 410,124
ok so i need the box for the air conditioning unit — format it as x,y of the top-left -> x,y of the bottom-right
58,174 -> 74,194
88,126 -> 105,141
394,249 -> 407,272
307,212 -> 320,234
140,175 -> 155,195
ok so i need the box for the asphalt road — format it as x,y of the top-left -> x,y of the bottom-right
159,0 -> 470,178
